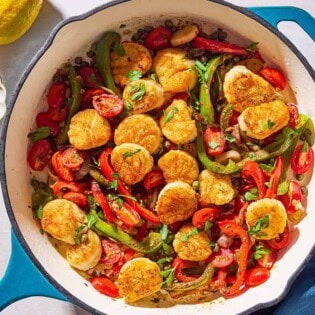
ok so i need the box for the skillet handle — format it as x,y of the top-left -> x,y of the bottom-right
248,6 -> 315,41
0,229 -> 67,311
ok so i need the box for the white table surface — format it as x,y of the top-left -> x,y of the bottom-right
0,0 -> 314,314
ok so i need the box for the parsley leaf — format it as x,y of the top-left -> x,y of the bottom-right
204,220 -> 213,232
164,107 -> 179,123
112,173 -> 120,179
36,205 -> 43,219
225,134 -> 236,143
244,188 -> 258,201
208,141 -> 220,150
123,100 -> 133,113
87,195 -> 98,210
248,215 -> 269,236
127,70 -> 142,82
73,235 -> 81,245
161,268 -> 175,286
246,42 -> 259,52
108,179 -> 118,190
254,243 -> 271,259
28,127 -> 51,143
277,181 -> 289,196
123,149 -> 141,160
195,60 -> 207,83
181,228 -> 199,242
302,141 -> 309,152
157,257 -> 173,265
248,152 -> 256,160
263,119 -> 276,130
130,83 -> 146,101
160,224 -> 169,241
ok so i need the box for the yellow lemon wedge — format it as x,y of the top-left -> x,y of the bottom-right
0,0 -> 43,45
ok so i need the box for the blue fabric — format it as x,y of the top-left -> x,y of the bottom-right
253,251 -> 315,315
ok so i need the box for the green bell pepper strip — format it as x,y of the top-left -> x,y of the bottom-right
57,65 -> 82,144
166,263 -> 214,291
220,103 -> 233,133
196,121 -> 298,175
96,31 -> 123,95
89,168 -> 110,187
90,210 -> 162,254
210,70 -> 222,105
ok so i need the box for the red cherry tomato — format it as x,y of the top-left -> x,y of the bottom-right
192,207 -> 220,228
53,181 -> 86,197
172,257 -> 198,282
27,139 -> 53,171
234,195 -> 246,213
82,88 -> 104,107
63,192 -> 87,207
90,277 -> 119,298
47,82 -> 68,108
290,143 -> 314,174
257,247 -> 277,269
122,248 -> 136,263
61,148 -> 84,170
51,151 -> 74,181
245,267 -> 270,287
92,94 -> 124,118
260,67 -> 286,90
143,170 -> 165,191
287,103 -> 299,128
35,112 -> 60,136
203,127 -> 226,156
145,26 -> 172,50
112,201 -> 141,228
47,107 -> 68,122
78,66 -> 103,88
210,248 -> 234,268
267,225 -> 290,250
100,240 -> 121,264
279,181 -> 303,214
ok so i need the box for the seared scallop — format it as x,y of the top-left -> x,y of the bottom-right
66,230 -> 102,271
160,99 -> 197,144
153,48 -> 197,93
111,42 -> 152,86
173,225 -> 212,261
68,109 -> 111,150
155,181 -> 197,224
158,150 -> 199,184
223,65 -> 276,113
123,79 -> 164,114
41,199 -> 86,245
117,257 -> 162,303
198,169 -> 234,206
246,198 -> 287,240
114,114 -> 162,154
111,143 -> 153,185
238,99 -> 290,140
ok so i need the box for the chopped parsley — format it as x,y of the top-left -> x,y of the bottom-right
277,181 -> 289,196
244,188 -> 258,201
36,205 -> 43,219
28,127 -> 51,143
73,235 -> 81,245
208,141 -> 220,150
160,268 -> 175,286
123,148 -> 141,159
112,173 -> 120,179
248,152 -> 256,160
204,220 -> 213,232
246,42 -> 259,52
127,70 -> 143,82
108,179 -> 118,190
195,60 -> 208,83
225,134 -> 236,143
181,228 -> 199,242
248,215 -> 269,237
263,119 -> 276,130
254,243 -> 271,260
123,100 -> 133,113
302,141 -> 309,152
164,107 -> 179,123
160,224 -> 169,241
87,195 -> 98,210
130,83 -> 146,101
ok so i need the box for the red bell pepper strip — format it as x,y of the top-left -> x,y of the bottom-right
91,181 -> 113,223
172,257 -> 198,282
218,221 -> 250,297
265,156 -> 284,199
99,148 -> 160,224
241,161 -> 266,199
193,36 -> 249,56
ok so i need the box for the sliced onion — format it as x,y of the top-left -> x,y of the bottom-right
217,234 -> 233,248
215,150 -> 241,165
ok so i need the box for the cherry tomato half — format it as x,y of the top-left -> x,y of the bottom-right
27,139 -> 53,171
47,107 -> 68,122
53,181 -> 86,197
90,277 -> 119,298
204,127 -> 226,156
145,26 -> 172,50
260,67 -> 286,90
257,247 -> 277,269
287,103 -> 300,128
61,148 -> 84,170
245,267 -> 270,287
290,143 -> 314,175
63,192 -> 87,207
279,181 -> 303,214
35,112 -> 60,136
112,201 -> 141,228
47,81 -> 68,109
51,151 -> 74,181
78,66 -> 103,88
93,94 -> 124,118
143,170 -> 165,191
101,240 -> 121,264
267,225 -> 290,250
82,88 -> 104,107
192,207 -> 220,228
210,248 -> 234,268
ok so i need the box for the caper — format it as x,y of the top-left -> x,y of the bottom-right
164,19 -> 174,29
81,61 -> 89,67
209,30 -> 218,40
74,56 -> 83,65
131,33 -> 140,41
140,32 -> 147,40
171,26 -> 178,33
144,25 -> 154,33
31,179 -> 40,189
200,55 -> 208,63
198,31 -> 208,38
119,24 -> 126,28
86,50 -> 95,58
301,186 -> 308,195
295,173 -> 304,181
137,28 -> 145,34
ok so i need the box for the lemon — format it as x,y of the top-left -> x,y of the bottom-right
0,0 -> 43,45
